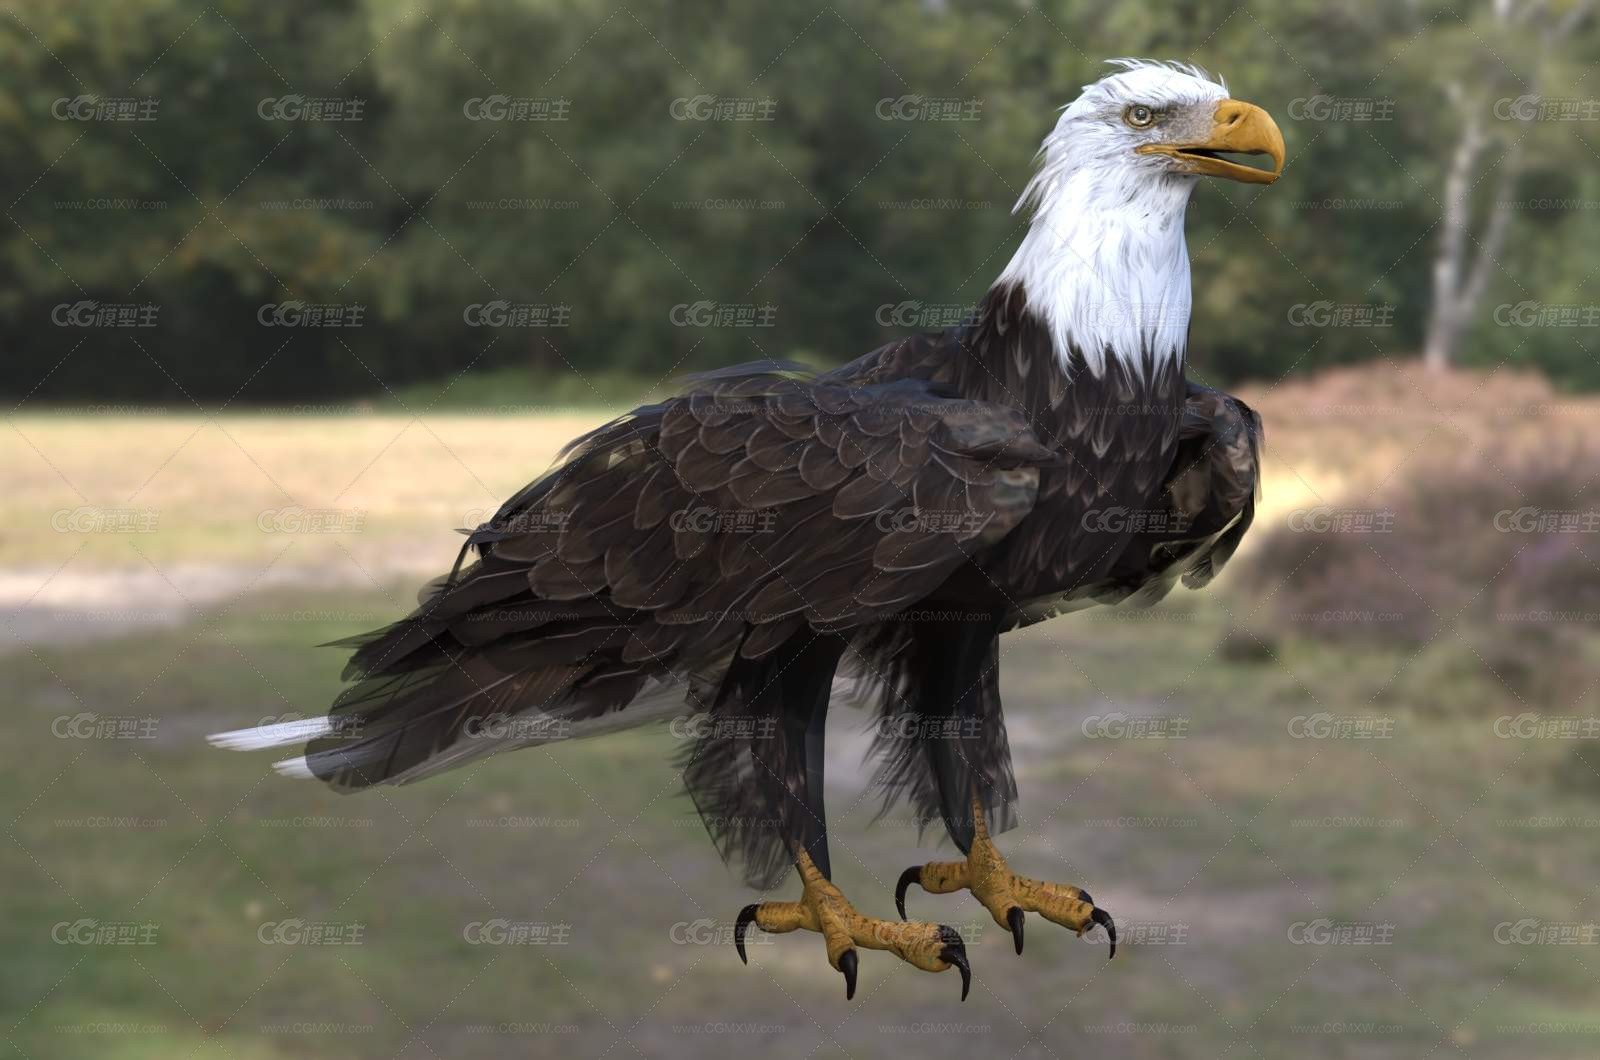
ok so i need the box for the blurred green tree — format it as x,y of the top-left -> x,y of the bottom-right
0,0 -> 1596,400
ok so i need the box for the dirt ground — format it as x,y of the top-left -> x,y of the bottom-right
7,365 -> 1600,1059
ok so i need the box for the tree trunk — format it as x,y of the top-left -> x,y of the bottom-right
1421,0 -> 1590,370
1421,0 -> 1533,371
1422,90 -> 1485,372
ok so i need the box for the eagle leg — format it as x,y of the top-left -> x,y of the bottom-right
734,847 -> 970,1000
895,797 -> 1115,959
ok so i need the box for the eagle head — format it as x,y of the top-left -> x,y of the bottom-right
996,60 -> 1286,381
1063,59 -> 1284,187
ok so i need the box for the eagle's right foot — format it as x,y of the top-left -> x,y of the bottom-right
734,848 -> 970,1000
895,797 -> 1116,959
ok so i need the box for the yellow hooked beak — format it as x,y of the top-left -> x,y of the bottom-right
1136,99 -> 1286,184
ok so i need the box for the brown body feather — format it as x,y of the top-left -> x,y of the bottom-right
302,288 -> 1261,886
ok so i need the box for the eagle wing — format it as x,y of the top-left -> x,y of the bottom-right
1000,380 -> 1263,630
307,364 -> 1053,789
480,364 -> 1052,656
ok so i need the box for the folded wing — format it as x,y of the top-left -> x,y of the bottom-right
297,364 -> 1055,789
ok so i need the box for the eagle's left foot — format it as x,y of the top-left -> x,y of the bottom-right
895,799 -> 1115,958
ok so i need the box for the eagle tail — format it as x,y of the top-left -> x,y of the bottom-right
208,559 -> 693,790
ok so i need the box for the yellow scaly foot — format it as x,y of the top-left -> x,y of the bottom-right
735,847 -> 971,1000
894,798 -> 1115,958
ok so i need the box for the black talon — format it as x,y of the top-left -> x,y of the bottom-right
1006,906 -> 1025,955
937,925 -> 971,1002
734,904 -> 759,964
1090,906 -> 1117,960
894,865 -> 922,919
839,948 -> 858,1000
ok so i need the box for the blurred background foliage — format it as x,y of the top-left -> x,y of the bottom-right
3,0 -> 1598,402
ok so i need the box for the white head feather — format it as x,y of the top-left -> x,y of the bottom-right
995,60 -> 1230,381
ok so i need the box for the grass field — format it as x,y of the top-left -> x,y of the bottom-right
7,366 -> 1600,1058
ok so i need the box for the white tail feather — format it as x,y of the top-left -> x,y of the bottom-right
207,716 -> 332,752
272,755 -> 315,779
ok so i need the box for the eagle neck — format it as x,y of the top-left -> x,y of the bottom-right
994,170 -> 1195,384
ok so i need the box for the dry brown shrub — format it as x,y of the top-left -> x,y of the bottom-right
1238,440 -> 1600,648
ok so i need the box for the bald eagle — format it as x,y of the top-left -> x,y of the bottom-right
214,60 -> 1281,1000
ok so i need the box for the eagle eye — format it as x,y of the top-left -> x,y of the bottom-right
1123,104 -> 1156,128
